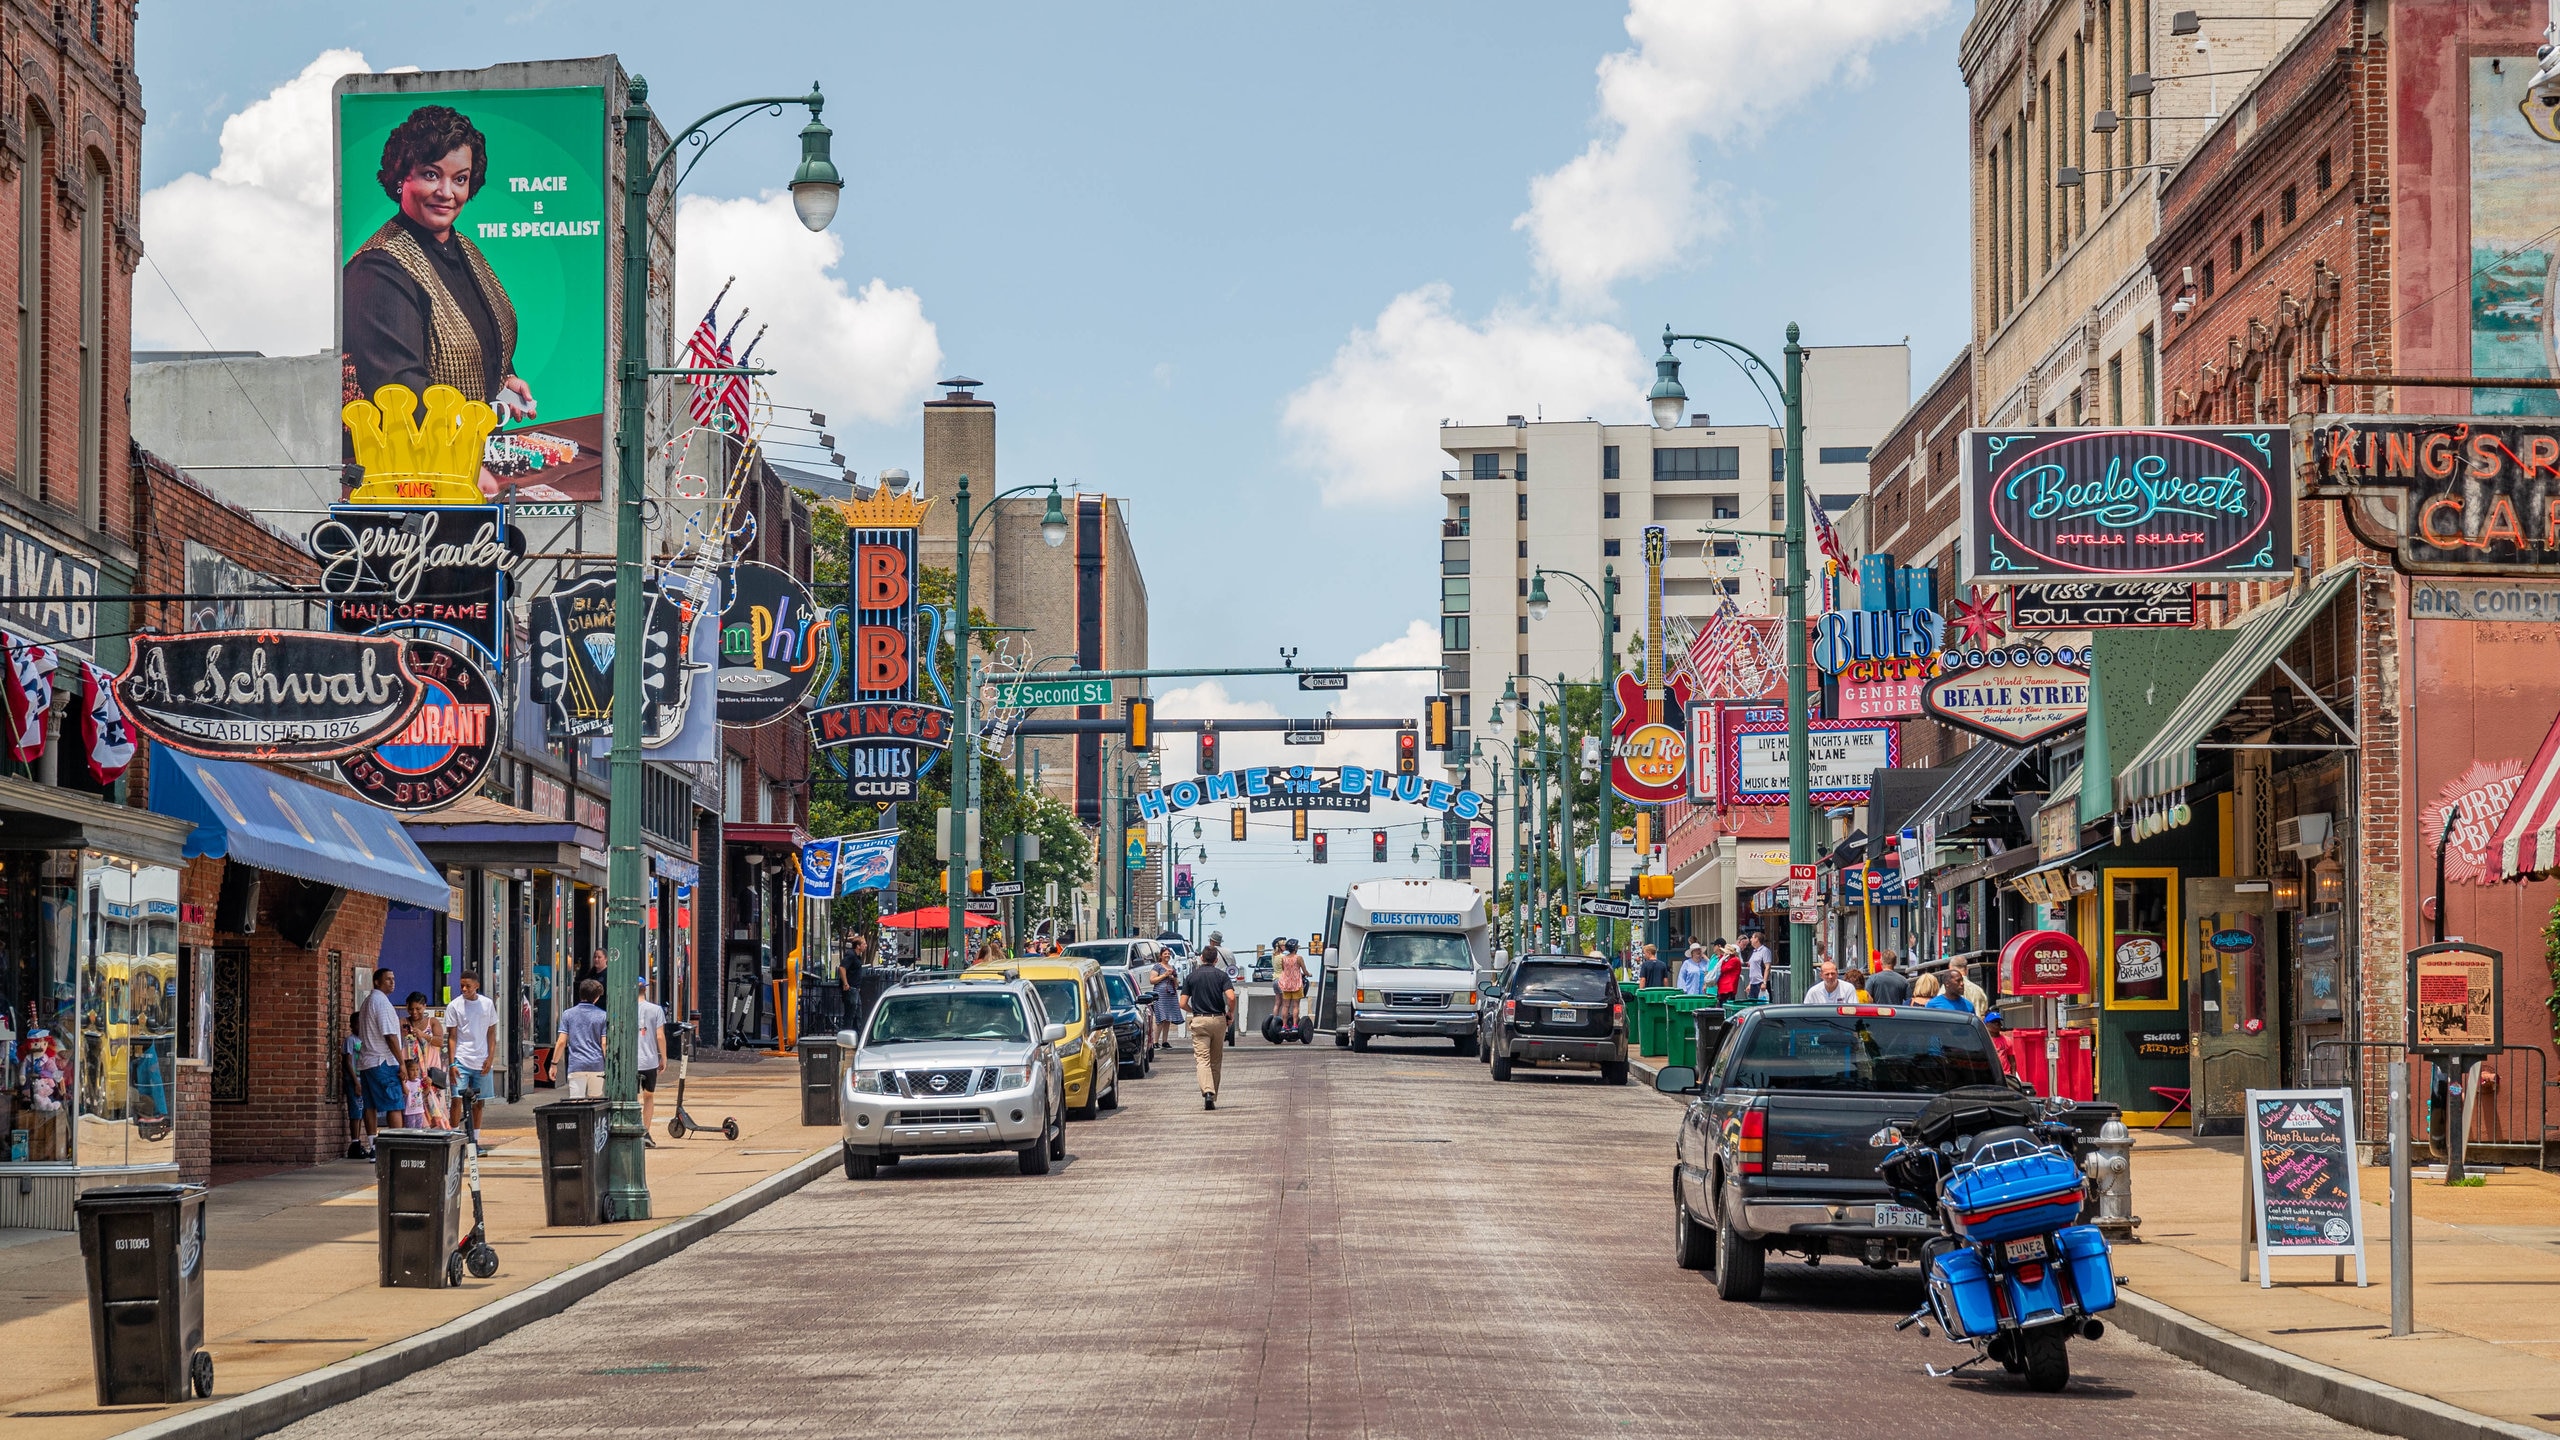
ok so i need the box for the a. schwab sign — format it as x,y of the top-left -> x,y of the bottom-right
1136,765 -> 1486,822
1963,426 -> 2291,583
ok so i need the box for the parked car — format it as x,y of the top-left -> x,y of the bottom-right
961,958 -> 1120,1118
1657,1003 -> 2010,1300
1098,966 -> 1156,1078
838,974 -> 1066,1178
1482,954 -> 1628,1084
1064,938 -> 1184,978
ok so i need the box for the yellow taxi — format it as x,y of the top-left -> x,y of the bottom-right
960,958 -> 1121,1117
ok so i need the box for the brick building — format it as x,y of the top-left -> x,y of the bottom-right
1861,351 -> 1975,771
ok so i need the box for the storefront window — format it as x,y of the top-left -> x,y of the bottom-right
2104,868 -> 2179,1009
1,851 -> 178,1168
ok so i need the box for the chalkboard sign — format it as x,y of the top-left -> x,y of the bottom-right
2242,1088 -> 2367,1289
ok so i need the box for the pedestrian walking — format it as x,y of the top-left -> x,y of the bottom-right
1801,959 -> 1860,1004
636,977 -> 667,1146
1637,944 -> 1670,989
342,1008 -> 371,1160
1865,954 -> 1912,1006
552,979 -> 609,1098
1921,969 -> 1975,1014
444,972 -> 499,1144
1148,947 -> 1182,1047
1675,944 -> 1710,996
355,969 -> 405,1156
1745,930 -> 1775,1001
1275,939 -> 1307,1029
1179,945 -> 1237,1110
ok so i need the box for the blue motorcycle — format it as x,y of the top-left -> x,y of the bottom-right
1876,1086 -> 2117,1393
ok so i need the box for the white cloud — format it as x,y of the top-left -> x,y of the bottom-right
1282,284 -> 1642,508
135,49 -> 369,354
674,193 -> 942,426
1156,620 -> 1450,779
1517,0 -> 1954,300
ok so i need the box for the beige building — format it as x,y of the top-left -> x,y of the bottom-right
1436,345 -> 1910,820
1964,0 -> 2317,426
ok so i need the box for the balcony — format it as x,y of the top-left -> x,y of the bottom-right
1442,469 -> 1520,484
1443,518 -> 1469,537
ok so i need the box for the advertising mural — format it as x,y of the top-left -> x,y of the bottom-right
338,79 -> 608,502
1962,427 -> 2292,584
2473,57 -> 2560,416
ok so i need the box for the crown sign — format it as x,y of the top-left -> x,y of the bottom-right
831,492 -> 932,529
344,384 -> 499,505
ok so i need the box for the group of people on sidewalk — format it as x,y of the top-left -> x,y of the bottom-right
1625,938 -> 1993,1016
1634,931 -> 1776,1003
344,967 -> 499,1161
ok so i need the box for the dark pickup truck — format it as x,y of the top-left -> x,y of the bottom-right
1657,1003 -> 2026,1302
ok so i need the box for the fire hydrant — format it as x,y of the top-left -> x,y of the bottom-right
2084,1116 -> 2139,1238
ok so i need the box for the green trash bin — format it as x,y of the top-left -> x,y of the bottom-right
1668,996 -> 1717,1069
1636,987 -> 1679,1056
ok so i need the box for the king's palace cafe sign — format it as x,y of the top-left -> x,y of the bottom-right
2307,415 -> 2560,575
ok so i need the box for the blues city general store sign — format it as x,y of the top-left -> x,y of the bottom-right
1137,765 -> 1487,822
1962,426 -> 2291,584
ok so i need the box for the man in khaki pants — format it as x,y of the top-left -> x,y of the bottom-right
1179,945 -> 1237,1110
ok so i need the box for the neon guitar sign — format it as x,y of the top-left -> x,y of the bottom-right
1609,526 -> 1693,805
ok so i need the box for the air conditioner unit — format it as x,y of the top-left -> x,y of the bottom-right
2276,813 -> 2333,858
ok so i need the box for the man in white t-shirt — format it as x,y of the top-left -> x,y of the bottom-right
444,972 -> 501,1144
636,978 -> 668,1147
1802,959 -> 1861,1005
356,968 -> 406,1157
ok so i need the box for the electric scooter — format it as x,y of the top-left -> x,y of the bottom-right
450,1140 -> 500,1281
665,1021 -> 740,1141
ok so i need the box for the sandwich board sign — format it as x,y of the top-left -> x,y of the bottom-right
2240,1088 -> 2366,1290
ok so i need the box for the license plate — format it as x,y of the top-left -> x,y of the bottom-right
2004,1235 -> 2049,1262
1551,1007 -> 1576,1022
1875,1204 -> 1931,1230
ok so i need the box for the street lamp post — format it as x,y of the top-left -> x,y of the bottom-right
942,474 -> 1069,969
1507,673 -> 1581,948
603,77 -> 841,1222
1473,732 -> 1524,955
1530,564 -> 1619,952
1648,322 -> 1813,1000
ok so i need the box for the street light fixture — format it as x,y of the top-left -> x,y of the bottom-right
1648,348 -> 1690,430
1531,564 -> 1621,943
1525,574 -> 1551,622
601,75 -> 836,1224
1039,488 -> 1069,548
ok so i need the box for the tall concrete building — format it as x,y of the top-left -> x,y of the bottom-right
913,377 -> 1149,861
1436,345 -> 1909,787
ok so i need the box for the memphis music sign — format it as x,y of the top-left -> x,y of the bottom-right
1962,426 -> 2291,584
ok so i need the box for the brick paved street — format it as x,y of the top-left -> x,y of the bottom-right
271,1042 -> 2364,1440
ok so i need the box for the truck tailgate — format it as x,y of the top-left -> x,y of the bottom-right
1756,1094 -> 1935,1198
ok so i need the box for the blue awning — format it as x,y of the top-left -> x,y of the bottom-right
148,750 -> 450,911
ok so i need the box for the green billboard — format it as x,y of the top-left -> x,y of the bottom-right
339,83 -> 608,502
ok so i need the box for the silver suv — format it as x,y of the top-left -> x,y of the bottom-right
841,974 -> 1068,1178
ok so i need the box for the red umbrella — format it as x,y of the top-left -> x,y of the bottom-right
877,905 -> 1000,930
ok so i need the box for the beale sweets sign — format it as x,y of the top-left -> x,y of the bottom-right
2306,415 -> 2560,575
1963,426 -> 2292,584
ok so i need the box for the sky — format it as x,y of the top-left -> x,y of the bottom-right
134,0 -> 1975,951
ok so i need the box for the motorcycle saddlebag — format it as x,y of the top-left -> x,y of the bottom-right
1927,1249 -> 2000,1340
2057,1223 -> 2117,1312
1940,1149 -> 2086,1243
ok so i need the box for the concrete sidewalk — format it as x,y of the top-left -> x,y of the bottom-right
2116,1130 -> 2560,1437
0,1054 -> 833,1440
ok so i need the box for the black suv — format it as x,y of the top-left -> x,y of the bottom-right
1483,955 -> 1629,1084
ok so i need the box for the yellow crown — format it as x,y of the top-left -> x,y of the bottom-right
831,492 -> 933,529
343,383 -> 499,504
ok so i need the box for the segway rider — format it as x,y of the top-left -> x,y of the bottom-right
1275,939 -> 1306,1031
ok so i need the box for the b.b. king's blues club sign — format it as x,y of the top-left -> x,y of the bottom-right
1138,765 -> 1488,822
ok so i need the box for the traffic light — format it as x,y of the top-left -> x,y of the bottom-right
1231,806 -> 1248,842
1292,809 -> 1308,842
969,869 -> 986,894
1124,696 -> 1152,751
1395,729 -> 1419,775
1197,727 -> 1219,776
1424,695 -> 1452,750
1372,829 -> 1388,863
1636,873 -> 1675,901
1311,832 -> 1329,865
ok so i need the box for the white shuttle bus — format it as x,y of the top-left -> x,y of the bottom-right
1327,878 -> 1493,1054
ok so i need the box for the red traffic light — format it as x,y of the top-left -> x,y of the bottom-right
1311,833 -> 1329,865
1372,829 -> 1388,863
1197,728 -> 1220,776
1395,729 -> 1419,775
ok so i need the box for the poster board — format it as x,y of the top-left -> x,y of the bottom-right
2241,1088 -> 2367,1289
2406,940 -> 2502,1056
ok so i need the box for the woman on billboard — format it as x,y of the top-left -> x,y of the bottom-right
342,104 -> 537,424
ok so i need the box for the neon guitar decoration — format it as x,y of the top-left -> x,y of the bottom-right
1609,526 -> 1694,805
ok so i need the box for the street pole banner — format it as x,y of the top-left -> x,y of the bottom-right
832,829 -> 900,894
337,77 -> 609,502
800,837 -> 842,900
2242,1088 -> 2367,1289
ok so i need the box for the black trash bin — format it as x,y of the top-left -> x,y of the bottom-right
533,1098 -> 611,1227
74,1183 -> 212,1404
798,1034 -> 847,1127
375,1128 -> 465,1287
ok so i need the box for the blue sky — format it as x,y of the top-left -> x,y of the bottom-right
136,1 -> 1973,947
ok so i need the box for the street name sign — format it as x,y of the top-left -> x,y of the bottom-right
997,678 -> 1113,709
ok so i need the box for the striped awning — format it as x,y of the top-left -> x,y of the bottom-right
2492,709 -> 2560,880
2116,562 -> 2362,809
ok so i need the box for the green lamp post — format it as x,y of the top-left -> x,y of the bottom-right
1531,563 -> 1620,949
602,77 -> 840,1223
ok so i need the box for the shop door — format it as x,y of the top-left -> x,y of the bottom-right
2185,878 -> 2280,1133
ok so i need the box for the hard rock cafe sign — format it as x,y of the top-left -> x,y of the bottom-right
1609,527 -> 1692,805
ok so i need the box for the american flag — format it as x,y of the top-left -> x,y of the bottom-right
722,325 -> 766,438
1808,496 -> 1848,571
685,279 -> 734,427
1687,597 -> 1747,698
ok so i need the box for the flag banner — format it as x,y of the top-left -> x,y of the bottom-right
80,660 -> 133,785
2,637 -> 56,762
834,828 -> 902,894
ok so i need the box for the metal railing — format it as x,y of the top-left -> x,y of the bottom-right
2306,1038 -> 2552,1171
